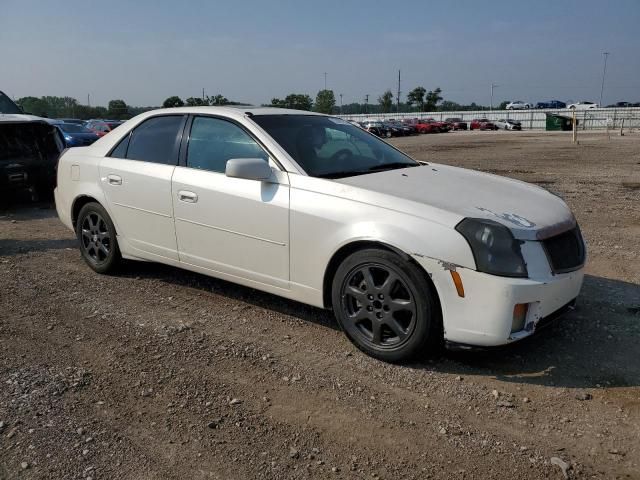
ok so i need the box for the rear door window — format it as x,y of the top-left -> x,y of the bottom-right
124,115 -> 185,165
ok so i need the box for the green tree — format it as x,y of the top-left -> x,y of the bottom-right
107,99 -> 129,119
314,89 -> 335,114
162,96 -> 184,108
498,101 -> 509,110
424,88 -> 443,111
270,94 -> 313,111
208,94 -> 229,105
16,96 -> 49,116
378,90 -> 394,113
407,87 -> 426,111
185,97 -> 206,106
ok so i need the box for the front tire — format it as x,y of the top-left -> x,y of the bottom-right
331,248 -> 441,362
76,202 -> 121,274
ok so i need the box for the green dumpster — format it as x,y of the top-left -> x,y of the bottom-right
545,113 -> 576,131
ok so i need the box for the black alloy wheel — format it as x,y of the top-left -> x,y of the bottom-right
76,202 -> 121,273
332,248 -> 441,362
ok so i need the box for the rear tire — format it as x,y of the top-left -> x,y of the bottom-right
331,248 -> 442,362
76,202 -> 121,274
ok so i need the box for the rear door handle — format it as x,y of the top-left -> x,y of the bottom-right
107,174 -> 122,186
178,190 -> 198,203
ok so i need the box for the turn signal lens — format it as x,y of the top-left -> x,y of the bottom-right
511,303 -> 529,333
449,270 -> 465,298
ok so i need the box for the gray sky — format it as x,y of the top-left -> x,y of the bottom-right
1,0 -> 639,107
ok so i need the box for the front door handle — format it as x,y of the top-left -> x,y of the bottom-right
107,174 -> 122,186
178,190 -> 198,203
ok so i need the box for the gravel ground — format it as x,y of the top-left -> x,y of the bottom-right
1,130 -> 639,479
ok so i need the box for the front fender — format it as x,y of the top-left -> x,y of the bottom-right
289,183 -> 475,298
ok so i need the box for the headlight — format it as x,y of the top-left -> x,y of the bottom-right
456,218 -> 528,277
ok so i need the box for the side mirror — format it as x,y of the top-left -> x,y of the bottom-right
225,158 -> 272,181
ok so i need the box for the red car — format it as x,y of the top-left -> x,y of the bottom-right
85,120 -> 123,137
424,118 -> 451,133
444,117 -> 468,131
400,118 -> 436,134
413,119 -> 440,134
470,118 -> 498,131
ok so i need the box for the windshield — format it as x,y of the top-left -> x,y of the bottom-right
0,92 -> 22,114
60,123 -> 92,133
252,115 -> 418,178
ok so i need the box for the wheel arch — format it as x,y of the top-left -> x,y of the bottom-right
321,240 -> 442,316
71,195 -> 102,229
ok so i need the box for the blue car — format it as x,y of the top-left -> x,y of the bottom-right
536,100 -> 567,109
57,122 -> 99,147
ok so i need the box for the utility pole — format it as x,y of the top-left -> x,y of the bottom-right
202,88 -> 205,101
397,70 -> 401,114
339,93 -> 343,114
87,93 -> 90,107
324,72 -> 327,90
490,83 -> 498,111
365,94 -> 369,114
599,52 -> 609,107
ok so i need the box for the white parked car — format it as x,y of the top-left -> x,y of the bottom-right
567,101 -> 598,110
505,101 -> 531,110
494,119 -> 522,130
55,107 -> 586,362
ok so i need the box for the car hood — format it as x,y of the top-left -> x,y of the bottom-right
335,163 -> 575,241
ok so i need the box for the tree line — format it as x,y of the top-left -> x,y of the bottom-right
13,88 -> 502,121
15,96 -> 151,120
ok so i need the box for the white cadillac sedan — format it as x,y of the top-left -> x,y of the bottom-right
55,107 -> 586,362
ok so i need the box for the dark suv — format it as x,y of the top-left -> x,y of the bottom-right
0,91 -> 64,203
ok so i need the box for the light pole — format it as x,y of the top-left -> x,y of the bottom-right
323,72 -> 327,90
490,83 -> 499,111
339,93 -> 343,114
599,52 -> 609,107
364,94 -> 369,115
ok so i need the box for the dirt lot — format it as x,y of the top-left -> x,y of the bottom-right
1,131 -> 639,479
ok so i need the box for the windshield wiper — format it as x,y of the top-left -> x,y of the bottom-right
366,162 -> 419,172
317,162 -> 418,179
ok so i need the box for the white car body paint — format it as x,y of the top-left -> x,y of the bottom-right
567,102 -> 599,110
55,107 -> 585,348
505,101 -> 531,110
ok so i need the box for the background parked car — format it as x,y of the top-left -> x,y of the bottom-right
444,118 -> 468,131
506,101 -> 531,110
56,122 -> 100,147
413,119 -> 439,134
536,100 -> 566,109
470,118 -> 498,130
85,120 -> 123,137
363,121 -> 392,138
58,118 -> 87,126
567,101 -> 598,110
386,120 -> 415,136
606,101 -> 633,108
494,119 -> 522,130
381,121 -> 406,137
0,91 -> 65,203
423,118 -> 450,133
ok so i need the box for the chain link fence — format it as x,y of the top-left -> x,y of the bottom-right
339,108 -> 640,130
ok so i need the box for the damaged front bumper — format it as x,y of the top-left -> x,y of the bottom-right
411,253 -> 585,347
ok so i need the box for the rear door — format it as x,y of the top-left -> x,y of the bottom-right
99,115 -> 186,261
171,115 -> 290,288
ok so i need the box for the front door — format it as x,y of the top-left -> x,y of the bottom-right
172,115 -> 290,288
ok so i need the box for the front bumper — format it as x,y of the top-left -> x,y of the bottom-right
411,255 -> 584,347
